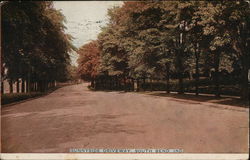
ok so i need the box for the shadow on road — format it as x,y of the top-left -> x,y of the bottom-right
87,85 -> 249,108
144,92 -> 249,108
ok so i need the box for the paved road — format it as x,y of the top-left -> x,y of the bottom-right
1,83 -> 249,153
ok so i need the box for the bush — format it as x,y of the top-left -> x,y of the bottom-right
141,78 -> 241,96
1,92 -> 44,105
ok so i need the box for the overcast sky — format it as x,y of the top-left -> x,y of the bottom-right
53,1 -> 123,66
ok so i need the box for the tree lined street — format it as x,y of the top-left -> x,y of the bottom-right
1,1 -> 249,154
1,1 -> 75,94
78,1 -> 250,99
1,83 -> 248,153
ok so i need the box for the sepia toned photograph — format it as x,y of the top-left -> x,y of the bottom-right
0,0 -> 249,159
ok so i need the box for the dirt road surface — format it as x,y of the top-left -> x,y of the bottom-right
1,83 -> 249,153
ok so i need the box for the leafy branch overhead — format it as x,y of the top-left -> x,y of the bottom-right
2,1 -> 76,92
77,1 -> 249,99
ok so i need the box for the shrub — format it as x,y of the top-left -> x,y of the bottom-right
141,78 -> 240,96
1,92 -> 44,105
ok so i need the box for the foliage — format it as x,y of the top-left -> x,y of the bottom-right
77,40 -> 100,81
1,92 -> 44,105
1,1 -> 75,92
77,1 -> 249,99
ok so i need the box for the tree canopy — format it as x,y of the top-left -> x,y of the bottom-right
78,1 -> 249,99
2,1 -> 75,92
77,40 -> 100,81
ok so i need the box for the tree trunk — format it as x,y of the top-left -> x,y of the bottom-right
110,77 -> 113,90
39,81 -> 42,92
46,81 -> 48,91
177,49 -> 184,94
21,78 -> 25,93
189,71 -> 193,80
214,52 -> 221,98
42,81 -> 45,92
93,78 -> 96,89
37,81 -> 41,92
150,78 -> 153,92
240,57 -> 249,100
1,81 -> 4,94
166,64 -> 170,93
1,60 -> 4,94
16,78 -> 20,93
178,76 -> 184,94
195,50 -> 200,96
132,79 -> 135,91
26,69 -> 31,93
143,78 -> 146,91
177,29 -> 185,94
37,81 -> 40,92
26,78 -> 29,93
34,82 -> 36,91
31,82 -> 33,92
104,77 -> 108,89
116,77 -> 119,90
43,81 -> 46,92
9,79 -> 13,93
91,79 -> 94,88
116,78 -> 118,90
107,77 -> 110,89
113,77 -> 116,90
136,79 -> 140,92
36,82 -> 38,91
124,77 -> 127,91
127,78 -> 130,91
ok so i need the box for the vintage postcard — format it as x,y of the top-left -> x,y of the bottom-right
1,1 -> 249,160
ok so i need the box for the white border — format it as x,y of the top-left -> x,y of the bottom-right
0,154 -> 249,160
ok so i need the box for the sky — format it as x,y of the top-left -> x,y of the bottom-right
53,1 -> 123,66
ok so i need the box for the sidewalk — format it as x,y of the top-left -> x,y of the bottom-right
138,90 -> 249,110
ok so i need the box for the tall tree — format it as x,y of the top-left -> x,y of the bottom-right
77,40 -> 100,87
2,1 -> 75,93
198,1 -> 250,98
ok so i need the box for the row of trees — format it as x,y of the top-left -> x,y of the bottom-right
1,1 -> 75,93
77,1 -> 249,100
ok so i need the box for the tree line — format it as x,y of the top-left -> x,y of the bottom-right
1,1 -> 75,94
77,1 -> 250,100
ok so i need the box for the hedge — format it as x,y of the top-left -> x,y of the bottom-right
1,92 -> 44,105
141,78 -> 241,96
